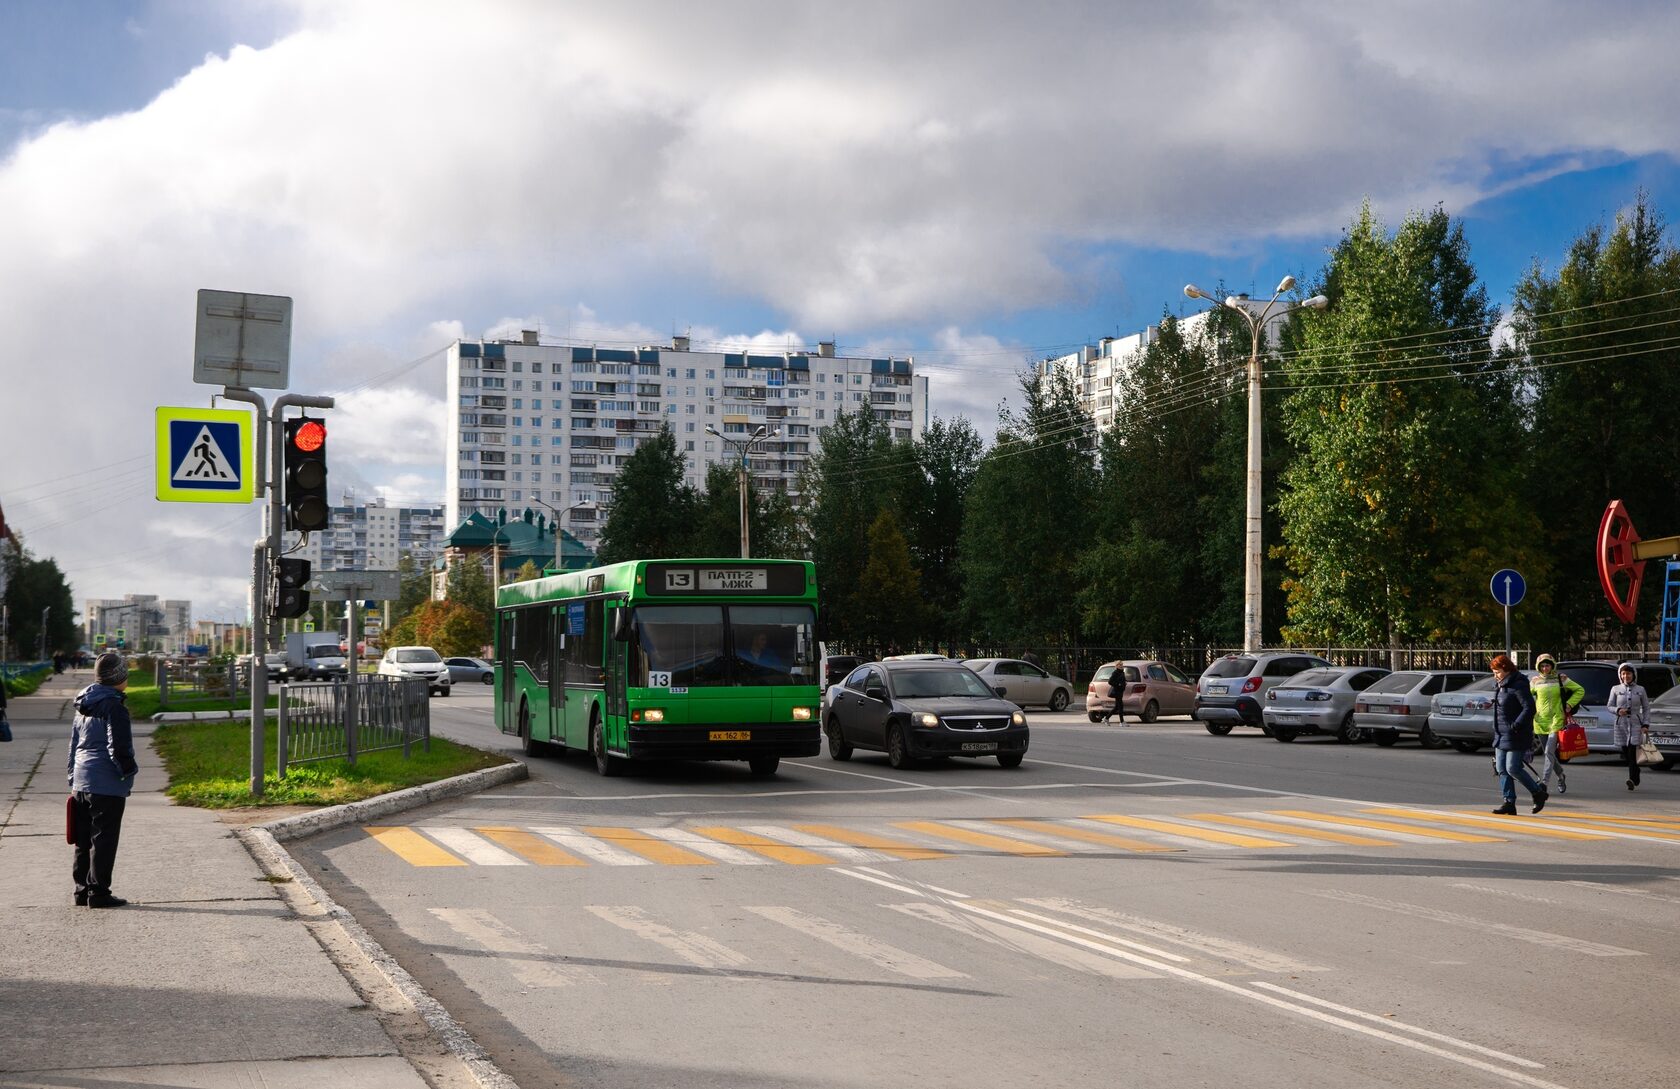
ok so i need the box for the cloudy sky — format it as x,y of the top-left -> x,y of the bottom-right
3,0 -> 1679,623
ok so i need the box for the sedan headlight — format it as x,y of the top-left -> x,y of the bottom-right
1011,710 -> 1027,727
912,712 -> 941,728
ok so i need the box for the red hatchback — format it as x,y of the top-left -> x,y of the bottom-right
1085,660 -> 1197,723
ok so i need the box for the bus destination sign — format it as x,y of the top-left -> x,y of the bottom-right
647,563 -> 805,596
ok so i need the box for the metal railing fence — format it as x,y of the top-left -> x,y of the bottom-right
157,660 -> 247,706
277,674 -> 430,774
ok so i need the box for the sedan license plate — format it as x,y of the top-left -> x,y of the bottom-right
1208,684 -> 1229,695
961,742 -> 999,752
1440,706 -> 1464,717
1270,714 -> 1301,726
709,730 -> 751,741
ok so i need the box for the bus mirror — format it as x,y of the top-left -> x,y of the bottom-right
612,607 -> 633,643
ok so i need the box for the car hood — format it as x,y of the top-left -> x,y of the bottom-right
898,696 -> 1020,717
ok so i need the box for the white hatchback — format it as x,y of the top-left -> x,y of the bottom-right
377,646 -> 453,697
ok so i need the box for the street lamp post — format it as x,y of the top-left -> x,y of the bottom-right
39,606 -> 50,661
531,497 -> 592,570
705,423 -> 781,558
1184,276 -> 1329,654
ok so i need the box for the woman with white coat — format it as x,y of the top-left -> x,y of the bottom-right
1606,663 -> 1651,791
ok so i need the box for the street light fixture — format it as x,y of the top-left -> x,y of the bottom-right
706,423 -> 781,558
531,496 -> 592,570
1184,276 -> 1329,653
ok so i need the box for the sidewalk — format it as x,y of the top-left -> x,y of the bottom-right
0,669 -> 466,1089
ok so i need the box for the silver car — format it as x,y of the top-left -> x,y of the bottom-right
1554,660 -> 1677,755
1353,670 -> 1485,748
962,658 -> 1075,711
1427,671 -> 1537,753
1261,665 -> 1390,743
445,656 -> 495,685
1195,652 -> 1333,735
1645,685 -> 1680,770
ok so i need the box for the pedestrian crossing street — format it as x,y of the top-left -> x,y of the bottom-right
363,807 -> 1680,868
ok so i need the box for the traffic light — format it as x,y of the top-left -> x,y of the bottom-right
274,558 -> 311,619
284,417 -> 329,532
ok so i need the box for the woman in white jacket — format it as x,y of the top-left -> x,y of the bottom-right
1606,663 -> 1651,791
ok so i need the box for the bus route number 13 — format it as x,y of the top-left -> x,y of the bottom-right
649,671 -> 673,688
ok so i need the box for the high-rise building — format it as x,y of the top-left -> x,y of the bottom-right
84,595 -> 192,652
446,332 -> 929,548
293,496 -> 447,573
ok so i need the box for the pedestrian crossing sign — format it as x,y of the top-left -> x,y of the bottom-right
155,406 -> 255,503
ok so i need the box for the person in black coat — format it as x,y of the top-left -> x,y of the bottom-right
1488,653 -> 1546,815
68,652 -> 139,908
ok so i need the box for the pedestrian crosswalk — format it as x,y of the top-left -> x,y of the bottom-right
362,807 -> 1680,868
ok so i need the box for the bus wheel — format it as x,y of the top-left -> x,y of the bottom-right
826,718 -> 853,761
748,756 -> 780,777
591,715 -> 623,777
519,701 -> 547,758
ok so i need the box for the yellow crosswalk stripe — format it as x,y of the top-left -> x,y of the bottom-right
1086,814 -> 1291,848
582,826 -> 715,865
366,826 -> 468,867
1363,809 -> 1614,841
894,820 -> 1067,857
1188,813 -> 1396,847
791,824 -> 950,861
1540,815 -> 1680,841
1269,810 -> 1502,843
474,826 -> 587,865
989,818 -> 1182,853
1548,812 -> 1680,830
692,826 -> 834,865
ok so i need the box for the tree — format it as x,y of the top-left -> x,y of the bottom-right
852,510 -> 924,656
1276,203 -> 1542,647
1,537 -> 77,657
511,559 -> 544,583
594,424 -> 697,564
902,417 -> 982,652
960,368 -> 1096,650
394,551 -> 432,618
412,599 -> 491,657
445,552 -> 494,619
1512,192 -> 1680,642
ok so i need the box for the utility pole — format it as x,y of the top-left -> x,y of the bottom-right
705,424 -> 780,558
39,607 -> 50,660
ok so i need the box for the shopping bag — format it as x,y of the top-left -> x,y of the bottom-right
1555,724 -> 1588,762
1636,739 -> 1664,767
65,795 -> 78,845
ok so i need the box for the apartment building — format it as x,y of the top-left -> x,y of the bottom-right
84,595 -> 192,652
446,331 -> 929,548
292,496 -> 447,573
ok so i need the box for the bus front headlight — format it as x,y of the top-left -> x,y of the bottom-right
633,708 -> 665,723
791,706 -> 812,721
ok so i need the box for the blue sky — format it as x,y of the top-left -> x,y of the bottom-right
4,1 -> 1679,618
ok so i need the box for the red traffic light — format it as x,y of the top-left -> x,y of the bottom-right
292,419 -> 326,452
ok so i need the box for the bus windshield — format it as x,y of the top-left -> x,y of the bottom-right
632,604 -> 814,688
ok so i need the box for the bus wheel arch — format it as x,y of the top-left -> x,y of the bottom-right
591,707 -> 624,777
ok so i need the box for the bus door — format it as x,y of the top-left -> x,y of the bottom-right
547,605 -> 565,746
498,610 -> 516,730
606,600 -> 629,722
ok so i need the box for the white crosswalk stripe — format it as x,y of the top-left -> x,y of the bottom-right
739,824 -> 894,865
641,827 -> 770,864
887,902 -> 1158,980
587,905 -> 752,969
421,827 -> 528,865
747,904 -> 968,980
429,908 -> 598,987
530,826 -> 652,866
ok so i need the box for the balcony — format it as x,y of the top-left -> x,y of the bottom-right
480,395 -> 507,408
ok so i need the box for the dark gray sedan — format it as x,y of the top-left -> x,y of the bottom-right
825,660 -> 1030,769
444,656 -> 495,685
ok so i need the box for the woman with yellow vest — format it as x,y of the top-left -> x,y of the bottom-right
1531,654 -> 1583,794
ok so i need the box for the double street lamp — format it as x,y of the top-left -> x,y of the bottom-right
706,423 -> 781,558
1184,276 -> 1329,654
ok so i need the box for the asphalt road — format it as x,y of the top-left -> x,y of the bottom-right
293,687 -> 1680,1089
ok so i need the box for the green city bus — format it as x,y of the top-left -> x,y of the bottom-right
493,557 -> 821,776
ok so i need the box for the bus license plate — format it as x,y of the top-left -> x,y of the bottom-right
961,742 -> 998,752
709,730 -> 751,741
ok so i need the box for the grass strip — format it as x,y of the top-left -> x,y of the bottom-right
154,719 -> 511,808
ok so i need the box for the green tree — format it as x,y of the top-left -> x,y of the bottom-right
394,551 -> 432,618
902,417 -> 982,651
960,368 -> 1096,650
852,510 -> 924,656
1512,192 -> 1680,641
511,559 -> 544,583
1277,203 -> 1542,647
413,599 -> 490,657
595,424 -> 699,564
445,552 -> 494,619
1,538 -> 77,657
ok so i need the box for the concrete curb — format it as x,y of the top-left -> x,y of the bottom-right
153,708 -> 275,722
240,826 -> 521,1089
262,760 -> 528,842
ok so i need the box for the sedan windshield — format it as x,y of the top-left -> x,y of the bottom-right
894,668 -> 995,699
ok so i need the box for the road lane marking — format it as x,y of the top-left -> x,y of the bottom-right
1248,982 -> 1545,1068
851,867 -> 969,898
429,908 -> 596,986
1549,811 -> 1680,828
1004,909 -> 1192,962
587,906 -> 750,970
988,818 -> 1182,853
1362,808 -> 1615,841
1187,813 -> 1396,847
1541,815 -> 1680,841
1084,814 -> 1290,849
1566,880 -> 1680,906
832,868 -> 926,896
747,905 -> 967,979
640,827 -> 769,865
1449,884 -> 1574,907
421,828 -> 529,865
530,826 -> 652,866
888,902 -> 1159,980
741,825 -> 894,865
365,826 -> 468,867
834,872 -> 1576,1089
582,826 -> 715,865
473,826 -> 587,866
1311,889 -> 1644,957
692,826 -> 834,865
1268,810 -> 1503,843
1019,898 -> 1327,974
791,824 -> 950,861
893,820 -> 1067,857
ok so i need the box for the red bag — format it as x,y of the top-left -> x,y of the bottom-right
65,795 -> 78,845
1556,724 -> 1588,762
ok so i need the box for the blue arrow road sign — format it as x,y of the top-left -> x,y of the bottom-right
1490,568 -> 1526,607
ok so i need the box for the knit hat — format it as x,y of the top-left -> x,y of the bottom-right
1535,653 -> 1556,669
95,651 -> 129,686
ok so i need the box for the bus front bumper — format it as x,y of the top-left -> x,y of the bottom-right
625,722 -> 821,761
